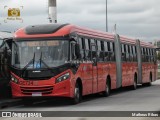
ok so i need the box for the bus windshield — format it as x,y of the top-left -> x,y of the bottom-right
12,40 -> 69,69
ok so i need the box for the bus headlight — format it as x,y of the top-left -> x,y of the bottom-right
11,75 -> 19,84
56,73 -> 70,83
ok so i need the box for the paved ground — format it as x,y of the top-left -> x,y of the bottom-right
0,80 -> 160,119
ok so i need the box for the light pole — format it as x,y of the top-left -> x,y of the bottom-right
106,0 -> 108,32
48,0 -> 57,23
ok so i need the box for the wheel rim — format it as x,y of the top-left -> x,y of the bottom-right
134,80 -> 136,88
75,86 -> 80,100
106,83 -> 109,94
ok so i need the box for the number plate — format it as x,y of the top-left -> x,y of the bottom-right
32,93 -> 42,97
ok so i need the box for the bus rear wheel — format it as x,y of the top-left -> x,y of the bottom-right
71,82 -> 82,104
144,73 -> 152,86
131,75 -> 137,90
102,80 -> 110,97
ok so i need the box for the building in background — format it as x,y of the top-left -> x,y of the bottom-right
154,40 -> 160,48
154,40 -> 160,64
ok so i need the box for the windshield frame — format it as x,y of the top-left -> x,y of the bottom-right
11,37 -> 70,70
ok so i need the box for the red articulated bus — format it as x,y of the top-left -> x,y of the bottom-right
10,24 -> 157,104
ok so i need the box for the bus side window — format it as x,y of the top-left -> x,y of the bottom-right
145,48 -> 148,62
147,48 -> 149,62
111,42 -> 115,61
135,46 -> 137,61
153,49 -> 156,62
107,42 -> 110,52
121,44 -> 125,61
104,41 -> 108,61
97,40 -> 104,62
149,49 -> 152,62
149,48 -> 152,62
148,48 -> 150,62
78,37 -> 85,60
128,45 -> 131,62
71,43 -> 76,60
152,49 -> 154,62
148,48 -> 151,62
141,48 -> 144,62
85,38 -> 91,61
107,42 -> 111,61
125,44 -> 129,62
151,49 -> 153,62
90,39 -> 97,60
100,41 -> 104,61
143,48 -> 145,62
130,45 -> 133,62
146,48 -> 150,62
124,44 -> 127,61
144,48 -> 147,62
146,48 -> 148,62
133,46 -> 135,61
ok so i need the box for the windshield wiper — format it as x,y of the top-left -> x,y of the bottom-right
21,52 -> 35,77
39,52 -> 54,73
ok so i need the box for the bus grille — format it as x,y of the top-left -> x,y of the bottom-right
20,86 -> 53,95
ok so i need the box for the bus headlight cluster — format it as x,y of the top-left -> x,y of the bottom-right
56,73 -> 70,83
11,75 -> 19,84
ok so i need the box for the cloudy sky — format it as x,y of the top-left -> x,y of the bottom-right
0,0 -> 160,42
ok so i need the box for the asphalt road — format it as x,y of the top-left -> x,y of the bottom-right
0,80 -> 160,119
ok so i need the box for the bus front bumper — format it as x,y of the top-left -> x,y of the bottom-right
10,80 -> 74,98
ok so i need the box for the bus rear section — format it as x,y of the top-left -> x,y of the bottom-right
140,42 -> 157,85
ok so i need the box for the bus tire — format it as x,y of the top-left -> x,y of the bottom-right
146,73 -> 152,86
102,79 -> 111,97
132,74 -> 137,90
71,82 -> 82,104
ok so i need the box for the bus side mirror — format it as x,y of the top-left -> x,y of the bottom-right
75,44 -> 81,59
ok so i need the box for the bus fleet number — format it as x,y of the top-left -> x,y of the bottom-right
19,81 -> 34,86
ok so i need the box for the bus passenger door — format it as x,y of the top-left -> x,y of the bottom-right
91,45 -> 98,93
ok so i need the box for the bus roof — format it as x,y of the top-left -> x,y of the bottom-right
14,24 -> 155,48
140,40 -> 155,48
120,35 -> 137,45
14,24 -> 114,40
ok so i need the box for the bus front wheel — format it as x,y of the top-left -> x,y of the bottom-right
71,82 -> 82,104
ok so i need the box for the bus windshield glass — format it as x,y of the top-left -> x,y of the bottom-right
12,40 -> 69,69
